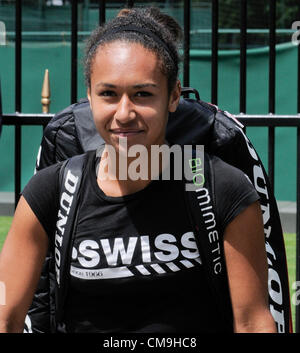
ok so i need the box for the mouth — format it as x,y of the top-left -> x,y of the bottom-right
110,129 -> 144,137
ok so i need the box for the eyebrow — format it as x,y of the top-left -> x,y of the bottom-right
95,82 -> 158,89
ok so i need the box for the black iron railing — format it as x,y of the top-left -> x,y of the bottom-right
0,0 -> 300,332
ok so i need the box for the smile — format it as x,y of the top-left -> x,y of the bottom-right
110,129 -> 144,137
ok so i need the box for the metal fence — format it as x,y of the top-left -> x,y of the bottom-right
1,0 -> 300,332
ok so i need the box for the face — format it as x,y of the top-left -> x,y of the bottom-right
87,41 -> 181,155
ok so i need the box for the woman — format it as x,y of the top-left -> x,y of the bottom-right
0,7 -> 276,333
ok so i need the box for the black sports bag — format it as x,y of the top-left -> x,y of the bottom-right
25,88 -> 292,333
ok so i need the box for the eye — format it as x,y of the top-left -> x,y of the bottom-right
135,91 -> 152,97
99,90 -> 116,97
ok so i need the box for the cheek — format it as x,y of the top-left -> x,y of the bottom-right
91,103 -> 113,131
148,108 -> 169,133
142,104 -> 168,126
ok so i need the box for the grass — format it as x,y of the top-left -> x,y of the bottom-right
284,233 -> 296,331
0,216 -> 12,250
0,216 -> 297,331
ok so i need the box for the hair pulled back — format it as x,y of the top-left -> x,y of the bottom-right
84,7 -> 183,93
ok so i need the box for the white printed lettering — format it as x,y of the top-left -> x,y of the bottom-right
56,210 -> 67,236
78,240 -> 100,268
269,304 -> 285,333
180,232 -> 199,259
208,230 -> 219,243
140,236 -> 151,263
65,169 -> 79,194
154,233 -> 179,262
101,237 -> 138,266
203,212 -> 216,230
268,268 -> 283,305
60,192 -> 73,215
253,165 -> 269,199
196,187 -> 211,206
55,247 -> 61,267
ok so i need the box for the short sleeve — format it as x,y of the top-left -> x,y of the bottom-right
212,156 -> 260,231
21,162 -> 62,238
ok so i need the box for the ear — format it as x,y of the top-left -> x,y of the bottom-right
87,88 -> 92,108
168,80 -> 181,113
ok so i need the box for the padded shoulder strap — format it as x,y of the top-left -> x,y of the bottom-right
54,153 -> 87,325
211,112 -> 292,333
183,151 -> 233,332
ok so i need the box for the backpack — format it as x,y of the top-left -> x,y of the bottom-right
52,147 -> 234,332
26,89 -> 292,333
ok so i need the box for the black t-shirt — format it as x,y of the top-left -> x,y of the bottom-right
22,150 -> 259,333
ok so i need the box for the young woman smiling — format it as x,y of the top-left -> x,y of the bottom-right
0,7 -> 276,333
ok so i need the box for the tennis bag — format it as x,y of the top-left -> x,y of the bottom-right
25,89 -> 292,333
52,148 -> 235,332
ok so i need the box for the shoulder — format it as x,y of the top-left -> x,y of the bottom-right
31,161 -> 63,186
21,162 -> 63,238
22,151 -> 95,238
22,161 -> 64,212
206,154 -> 260,231
209,154 -> 254,189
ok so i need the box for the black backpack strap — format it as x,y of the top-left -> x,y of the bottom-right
211,112 -> 292,332
183,150 -> 233,332
54,153 -> 87,325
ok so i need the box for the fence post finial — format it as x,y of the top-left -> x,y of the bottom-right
0,21 -> 6,46
41,69 -> 51,113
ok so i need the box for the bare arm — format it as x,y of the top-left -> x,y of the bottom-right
224,201 -> 277,333
0,196 -> 48,332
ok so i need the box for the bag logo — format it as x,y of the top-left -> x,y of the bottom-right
55,168 -> 79,286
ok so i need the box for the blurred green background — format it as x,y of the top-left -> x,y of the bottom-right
0,1 -> 299,201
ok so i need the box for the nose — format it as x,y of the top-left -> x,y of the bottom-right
114,94 -> 136,124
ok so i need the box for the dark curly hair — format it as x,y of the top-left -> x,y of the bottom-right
84,7 -> 183,94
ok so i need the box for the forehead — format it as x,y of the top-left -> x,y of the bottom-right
90,41 -> 166,87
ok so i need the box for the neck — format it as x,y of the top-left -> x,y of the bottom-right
97,142 -> 170,196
